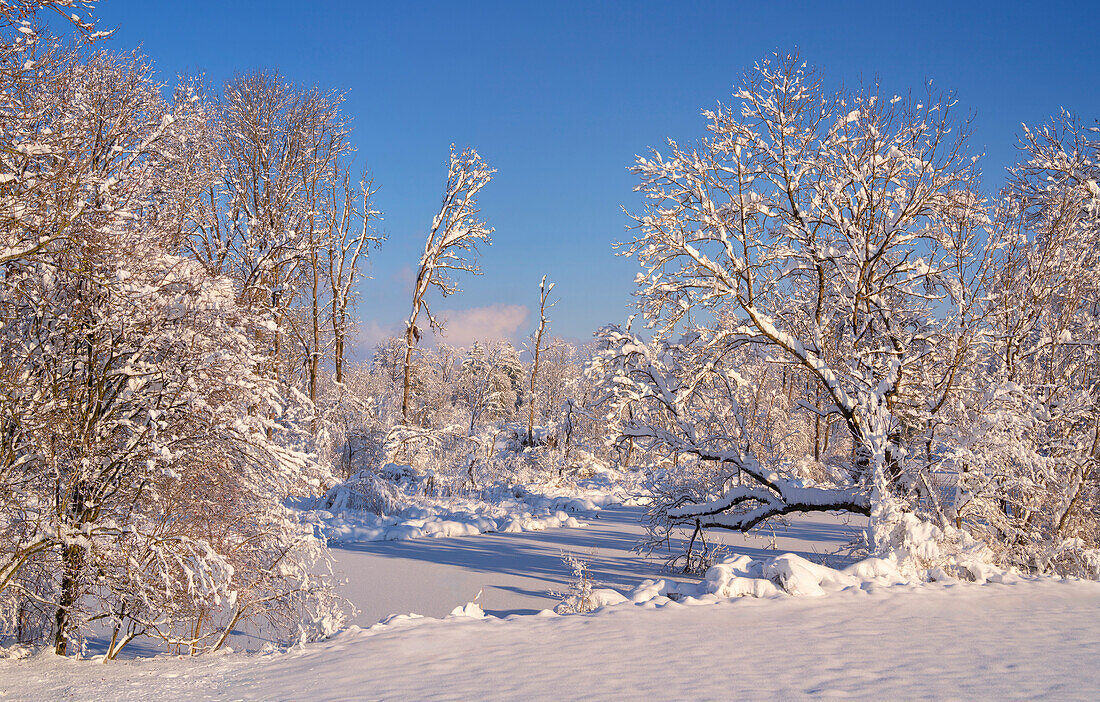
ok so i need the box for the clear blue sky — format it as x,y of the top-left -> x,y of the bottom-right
93,0 -> 1099,351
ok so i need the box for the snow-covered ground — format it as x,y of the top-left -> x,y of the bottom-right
6,577 -> 1099,700
333,506 -> 862,625
3,505 -> 1098,700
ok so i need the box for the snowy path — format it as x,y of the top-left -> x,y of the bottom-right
333,505 -> 864,624
8,578 -> 1100,700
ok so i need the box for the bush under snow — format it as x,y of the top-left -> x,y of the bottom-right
301,462 -> 644,543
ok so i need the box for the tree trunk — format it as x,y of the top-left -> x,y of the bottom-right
54,543 -> 83,656
309,244 -> 320,434
401,323 -> 417,423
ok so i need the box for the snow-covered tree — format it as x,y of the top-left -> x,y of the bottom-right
942,114 -> 1100,576
326,174 -> 381,386
458,341 -> 524,431
0,44 -> 346,657
526,276 -> 555,445
615,53 -> 988,551
186,72 -> 365,399
401,146 -> 494,422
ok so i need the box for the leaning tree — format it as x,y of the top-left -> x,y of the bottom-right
400,146 -> 494,423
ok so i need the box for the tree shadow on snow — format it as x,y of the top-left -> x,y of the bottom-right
333,506 -> 865,595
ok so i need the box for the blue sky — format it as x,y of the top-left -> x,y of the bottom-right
93,0 -> 1099,352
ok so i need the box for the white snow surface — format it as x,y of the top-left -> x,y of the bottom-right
4,577 -> 1099,700
3,505 -> 1098,700
331,506 -> 864,625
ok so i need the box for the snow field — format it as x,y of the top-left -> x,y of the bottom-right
3,506 -> 1097,700
5,577 -> 1098,700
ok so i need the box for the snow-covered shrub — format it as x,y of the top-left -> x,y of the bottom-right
553,553 -> 597,614
863,501 -> 1000,581
1049,542 -> 1100,581
381,425 -> 463,492
320,468 -> 403,515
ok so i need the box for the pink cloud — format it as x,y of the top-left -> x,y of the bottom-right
431,304 -> 530,348
348,319 -> 399,361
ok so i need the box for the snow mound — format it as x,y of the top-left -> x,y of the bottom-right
616,548 -> 1023,609
869,508 -> 1024,583
449,602 -> 487,619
